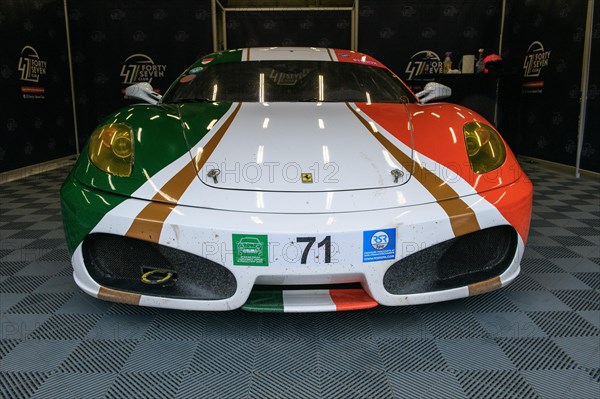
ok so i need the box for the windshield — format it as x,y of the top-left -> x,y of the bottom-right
163,61 -> 415,104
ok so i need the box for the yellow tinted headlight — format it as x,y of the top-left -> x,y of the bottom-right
463,122 -> 506,174
88,123 -> 133,177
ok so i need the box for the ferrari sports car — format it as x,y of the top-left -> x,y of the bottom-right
61,47 -> 532,312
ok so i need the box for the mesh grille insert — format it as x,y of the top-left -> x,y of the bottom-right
83,233 -> 236,300
384,226 -> 518,295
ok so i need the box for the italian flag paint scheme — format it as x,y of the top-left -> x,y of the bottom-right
61,47 -> 533,313
243,289 -> 378,313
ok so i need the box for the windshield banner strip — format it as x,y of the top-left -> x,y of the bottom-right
125,103 -> 243,243
346,102 -> 480,237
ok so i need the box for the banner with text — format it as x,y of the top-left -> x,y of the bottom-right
67,0 -> 213,147
0,0 -> 75,172
358,0 -> 502,80
501,0 -> 589,169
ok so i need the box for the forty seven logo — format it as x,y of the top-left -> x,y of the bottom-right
120,54 -> 166,85
18,45 -> 46,82
405,50 -> 442,80
523,41 -> 551,78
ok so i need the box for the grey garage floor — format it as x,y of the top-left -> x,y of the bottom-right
0,162 -> 599,399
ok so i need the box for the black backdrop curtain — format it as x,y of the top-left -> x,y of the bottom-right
67,0 -> 213,146
226,10 -> 352,49
0,0 -> 75,172
358,0 -> 502,81
581,2 -> 599,172
501,0 -> 591,170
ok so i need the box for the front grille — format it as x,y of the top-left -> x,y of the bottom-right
383,225 -> 518,295
83,233 -> 237,300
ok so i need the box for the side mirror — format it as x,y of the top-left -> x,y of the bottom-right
124,82 -> 162,105
415,82 -> 451,104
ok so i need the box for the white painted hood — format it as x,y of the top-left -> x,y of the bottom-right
196,103 -> 413,192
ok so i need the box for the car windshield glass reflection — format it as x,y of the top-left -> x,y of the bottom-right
163,61 -> 415,104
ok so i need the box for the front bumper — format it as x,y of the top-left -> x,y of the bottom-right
65,176 -> 531,312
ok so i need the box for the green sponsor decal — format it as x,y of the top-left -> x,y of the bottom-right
232,234 -> 268,266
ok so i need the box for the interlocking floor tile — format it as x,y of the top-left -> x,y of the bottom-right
0,261 -> 29,276
521,369 -> 600,399
188,340 -> 258,373
28,314 -> 103,340
312,312 -> 373,340
6,292 -> 73,314
33,276 -> 80,293
377,338 -> 447,372
1,339 -> 79,372
472,312 -> 546,338
552,289 -> 600,311
0,338 -> 20,360
0,313 -> 51,340
0,293 -> 27,314
260,313 -> 317,340
254,339 -> 320,372
368,313 -> 431,339
86,314 -> 155,340
175,372 -> 251,399
551,257 -> 600,273
318,339 -> 383,372
387,370 -> 467,399
0,372 -> 48,399
320,371 -> 394,399
553,336 -> 600,370
421,311 -> 489,339
529,273 -> 591,290
495,337 -> 577,371
528,311 -> 600,337
14,261 -> 68,276
0,276 -> 49,294
463,291 -> 521,313
521,258 -> 565,273
105,372 -> 183,399
455,370 -> 539,399
143,313 -> 207,341
30,372 -> 116,399
202,311 -> 262,339
56,292 -> 115,314
505,291 -> 571,312
503,274 -> 547,291
577,311 -> 600,329
59,340 -> 137,373
248,372 -> 320,399
436,338 -> 516,371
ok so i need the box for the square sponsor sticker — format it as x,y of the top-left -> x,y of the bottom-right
232,234 -> 268,266
363,228 -> 396,263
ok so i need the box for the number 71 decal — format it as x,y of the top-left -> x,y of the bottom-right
296,236 -> 332,264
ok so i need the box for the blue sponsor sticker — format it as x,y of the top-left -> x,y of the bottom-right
363,228 -> 396,262
189,66 -> 204,74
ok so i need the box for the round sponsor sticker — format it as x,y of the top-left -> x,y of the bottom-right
189,66 -> 203,74
179,74 -> 197,83
201,57 -> 214,64
370,231 -> 389,250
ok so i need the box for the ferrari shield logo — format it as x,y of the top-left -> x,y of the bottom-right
301,173 -> 313,183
